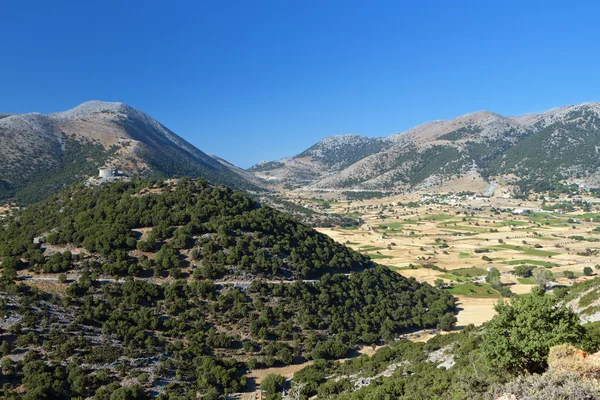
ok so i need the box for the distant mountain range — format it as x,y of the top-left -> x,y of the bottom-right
0,101 -> 262,203
2,101 -> 600,204
249,103 -> 600,193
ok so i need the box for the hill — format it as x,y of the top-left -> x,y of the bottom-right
0,101 -> 263,204
0,179 -> 455,398
250,103 -> 600,194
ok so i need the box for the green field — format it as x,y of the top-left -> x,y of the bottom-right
379,221 -> 422,229
579,213 -> 600,221
423,214 -> 455,221
517,277 -> 537,284
488,244 -> 559,257
450,267 -> 488,277
368,254 -> 394,260
504,259 -> 560,267
527,213 -> 569,226
447,282 -> 501,298
438,224 -> 487,232
439,273 -> 469,282
342,212 -> 360,219
359,246 -> 386,252
459,252 -> 472,259
494,220 -> 529,227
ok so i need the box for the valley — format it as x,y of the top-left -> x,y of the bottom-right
277,189 -> 600,327
2,102 -> 600,399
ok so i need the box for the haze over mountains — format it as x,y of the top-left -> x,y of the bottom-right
250,102 -> 600,193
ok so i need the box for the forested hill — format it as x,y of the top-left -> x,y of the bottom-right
0,179 -> 455,398
1,179 -> 369,280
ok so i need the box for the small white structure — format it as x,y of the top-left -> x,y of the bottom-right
99,169 -> 118,179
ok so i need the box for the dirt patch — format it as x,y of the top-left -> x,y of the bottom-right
454,295 -> 499,327
247,361 -> 314,384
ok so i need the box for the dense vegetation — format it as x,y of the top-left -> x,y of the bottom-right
287,289 -> 600,400
0,179 -> 371,279
0,180 -> 455,398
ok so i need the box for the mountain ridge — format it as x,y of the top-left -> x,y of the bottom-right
249,102 -> 600,193
0,101 -> 263,203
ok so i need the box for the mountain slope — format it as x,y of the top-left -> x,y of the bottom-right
0,179 -> 455,398
250,103 -> 600,193
0,101 -> 262,203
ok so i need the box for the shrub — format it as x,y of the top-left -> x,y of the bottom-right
481,288 -> 584,374
260,374 -> 285,397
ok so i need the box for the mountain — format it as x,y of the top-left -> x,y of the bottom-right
250,103 -> 600,193
0,179 -> 455,398
0,101 -> 262,204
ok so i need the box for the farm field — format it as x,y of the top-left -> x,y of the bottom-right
302,191 -> 600,327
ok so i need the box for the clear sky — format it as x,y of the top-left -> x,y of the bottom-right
2,1 -> 599,168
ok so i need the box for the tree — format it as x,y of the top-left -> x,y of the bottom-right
109,384 -> 148,400
514,265 -> 535,278
533,268 -> 553,289
583,266 -> 593,276
261,374 -> 285,398
481,288 -> 584,374
563,270 -> 575,279
437,312 -> 457,331
486,267 -> 501,287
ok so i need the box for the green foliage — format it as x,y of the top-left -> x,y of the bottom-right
481,288 -> 584,374
312,340 -> 351,360
485,267 -> 501,287
260,374 -> 285,399
0,179 -> 457,399
0,180 -> 372,279
513,264 -> 535,278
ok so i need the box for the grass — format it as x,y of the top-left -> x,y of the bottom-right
579,213 -> 600,221
423,214 -> 455,221
439,273 -> 469,282
504,259 -> 560,267
447,282 -> 501,298
379,221 -> 422,229
528,213 -> 569,226
450,267 -> 487,277
359,246 -> 386,252
342,212 -> 360,219
340,225 -> 358,230
368,254 -> 394,260
494,220 -> 530,227
459,252 -> 472,259
438,224 -> 487,232
488,244 -> 560,257
517,277 -> 537,284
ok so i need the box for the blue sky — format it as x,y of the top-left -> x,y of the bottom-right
2,1 -> 600,168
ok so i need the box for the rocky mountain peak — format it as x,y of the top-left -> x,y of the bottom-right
51,100 -> 132,119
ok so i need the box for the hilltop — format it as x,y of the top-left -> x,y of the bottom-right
0,179 -> 455,398
250,103 -> 600,194
0,101 -> 263,204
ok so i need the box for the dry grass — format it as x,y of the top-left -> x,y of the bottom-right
549,344 -> 600,380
